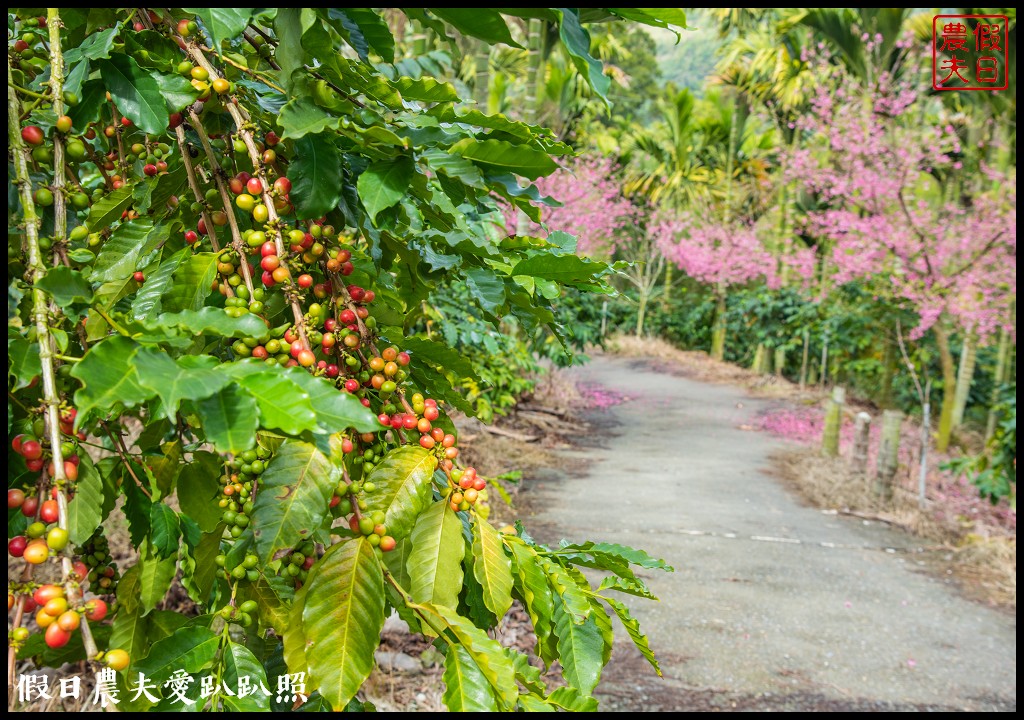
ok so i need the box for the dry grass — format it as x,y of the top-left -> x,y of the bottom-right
604,334 -> 813,400
774,447 -> 1016,609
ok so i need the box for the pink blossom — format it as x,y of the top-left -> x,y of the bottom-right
785,71 -> 1017,339
655,213 -> 775,289
506,156 -> 637,256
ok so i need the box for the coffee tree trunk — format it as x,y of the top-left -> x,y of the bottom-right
822,386 -> 845,457
985,312 -> 1013,442
876,410 -> 904,501
710,287 -> 727,360
851,412 -> 871,479
773,347 -> 786,377
799,328 -> 810,388
932,321 -> 958,452
951,331 -> 977,430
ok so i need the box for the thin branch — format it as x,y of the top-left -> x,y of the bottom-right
895,320 -> 925,404
186,108 -> 256,298
101,420 -> 153,501
173,124 -> 223,254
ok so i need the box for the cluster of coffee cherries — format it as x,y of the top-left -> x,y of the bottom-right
10,407 -> 83,474
77,532 -> 121,595
348,510 -> 397,553
7,490 -> 68,566
218,445 -> 275,540
11,582 -> 108,650
449,467 -> 486,512
9,15 -> 48,61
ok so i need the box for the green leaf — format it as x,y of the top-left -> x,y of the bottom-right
608,7 -> 687,30
465,267 -> 505,315
298,539 -> 385,709
518,694 -> 557,712
177,451 -> 224,532
7,336 -> 41,390
139,543 -> 178,614
604,596 -> 661,675
148,307 -> 270,340
283,367 -> 379,432
97,55 -> 168,134
392,76 -> 458,103
70,336 -> 154,424
195,385 -> 259,454
184,8 -> 255,52
553,9 -> 610,105
511,254 -> 608,285
357,156 -> 414,223
35,267 -> 94,305
108,605 -> 147,674
91,217 -> 168,283
67,248 -> 95,263
150,71 -> 202,113
239,574 -> 294,635
147,610 -> 190,642
123,470 -> 152,546
546,686 -> 599,712
329,8 -> 395,62
132,249 -> 188,319
179,526 -> 223,604
134,626 -> 220,683
421,604 -> 518,710
251,441 -> 335,564
422,149 -> 485,187
552,600 -> 604,696
148,307 -> 269,339
408,500 -> 465,609
450,138 -> 558,180
539,557 -> 591,623
400,337 -> 474,379
279,96 -> 340,139
162,253 -> 219,313
116,561 -> 143,615
283,577 -> 310,676
221,360 -> 318,436
508,541 -> 558,664
596,574 -> 657,600
224,642 -> 273,711
67,454 -> 104,545
428,9 -> 521,48
69,78 -> 108,127
63,26 -> 119,64
86,185 -> 134,231
135,348 -> 231,421
361,446 -> 437,541
274,7 -> 305,89
289,133 -> 343,220
150,503 -> 181,559
443,645 -> 498,711
472,517 -> 513,620
557,541 -> 674,571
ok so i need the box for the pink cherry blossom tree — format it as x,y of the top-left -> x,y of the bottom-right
655,213 -> 778,359
512,156 -> 663,335
788,71 -> 1017,451
510,155 -> 636,256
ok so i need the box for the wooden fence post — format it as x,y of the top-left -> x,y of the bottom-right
875,410 -> 904,501
850,411 -> 871,478
822,386 -> 845,456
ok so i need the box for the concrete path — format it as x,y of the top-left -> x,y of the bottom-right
523,355 -> 1016,711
